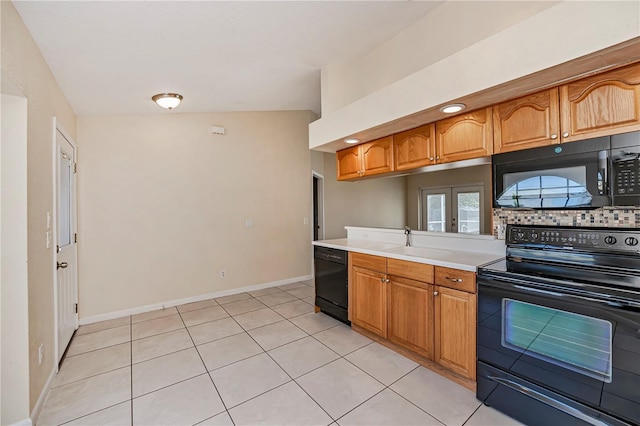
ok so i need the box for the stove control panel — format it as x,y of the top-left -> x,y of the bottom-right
507,226 -> 640,253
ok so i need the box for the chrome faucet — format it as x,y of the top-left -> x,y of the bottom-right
404,226 -> 411,247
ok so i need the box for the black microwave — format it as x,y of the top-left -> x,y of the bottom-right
492,131 -> 639,209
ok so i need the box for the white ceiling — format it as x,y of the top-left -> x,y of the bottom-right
13,1 -> 441,116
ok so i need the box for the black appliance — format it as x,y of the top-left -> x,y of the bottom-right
477,225 -> 640,426
492,131 -> 639,209
314,246 -> 349,324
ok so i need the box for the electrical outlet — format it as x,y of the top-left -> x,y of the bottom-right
363,233 -> 369,239
303,217 -> 309,225
38,344 -> 44,365
244,219 -> 254,228
46,231 -> 52,249
497,224 -> 506,240
219,269 -> 226,279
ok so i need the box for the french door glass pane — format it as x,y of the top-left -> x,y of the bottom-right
58,152 -> 72,247
427,194 -> 446,232
457,191 -> 480,234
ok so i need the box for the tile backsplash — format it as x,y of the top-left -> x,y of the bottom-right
492,207 -> 640,239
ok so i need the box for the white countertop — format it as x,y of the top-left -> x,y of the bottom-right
313,238 -> 503,272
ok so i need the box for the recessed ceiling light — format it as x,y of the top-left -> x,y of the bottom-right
152,93 -> 183,110
440,103 -> 466,114
344,138 -> 360,144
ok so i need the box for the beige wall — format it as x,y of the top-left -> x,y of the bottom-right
310,1 -> 640,148
405,165 -> 493,234
1,93 -> 30,425
321,1 -> 556,115
77,111 -> 314,318
322,153 -> 406,239
1,1 -> 77,415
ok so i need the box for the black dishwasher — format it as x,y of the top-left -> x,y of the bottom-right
314,246 -> 350,325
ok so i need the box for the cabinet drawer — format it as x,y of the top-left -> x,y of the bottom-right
434,267 -> 475,293
387,258 -> 434,283
351,252 -> 387,272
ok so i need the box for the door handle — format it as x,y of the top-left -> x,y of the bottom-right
57,262 -> 68,269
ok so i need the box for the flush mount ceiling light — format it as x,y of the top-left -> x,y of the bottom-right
152,93 -> 183,110
440,103 -> 466,114
344,138 -> 360,144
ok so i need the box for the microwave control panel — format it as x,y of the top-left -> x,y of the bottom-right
613,156 -> 639,195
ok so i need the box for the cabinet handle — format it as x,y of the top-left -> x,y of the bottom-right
436,156 -> 440,160
433,291 -> 439,296
446,276 -> 463,282
562,132 -> 569,138
429,157 -> 434,161
550,134 -> 558,139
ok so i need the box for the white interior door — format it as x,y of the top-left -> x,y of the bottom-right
55,127 -> 78,363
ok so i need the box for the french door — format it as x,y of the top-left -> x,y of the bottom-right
420,185 -> 484,234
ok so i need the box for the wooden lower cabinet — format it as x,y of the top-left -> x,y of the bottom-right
434,285 -> 477,380
352,266 -> 387,338
387,277 -> 434,359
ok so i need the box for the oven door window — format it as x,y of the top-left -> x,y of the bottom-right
497,166 -> 594,208
501,299 -> 612,383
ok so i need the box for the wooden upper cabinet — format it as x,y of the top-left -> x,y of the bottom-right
336,136 -> 393,180
336,146 -> 361,181
393,124 -> 436,170
435,107 -> 493,163
361,136 -> 394,177
493,89 -> 560,153
560,62 -> 640,143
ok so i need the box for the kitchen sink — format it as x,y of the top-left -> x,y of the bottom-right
383,246 -> 452,259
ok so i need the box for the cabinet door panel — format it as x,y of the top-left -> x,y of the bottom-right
388,278 -> 433,359
436,108 -> 493,163
361,136 -> 394,177
352,267 -> 387,338
393,124 -> 436,170
493,89 -> 560,153
336,146 -> 361,181
560,62 -> 640,142
434,286 -> 476,380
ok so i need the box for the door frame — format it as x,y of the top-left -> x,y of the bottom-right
52,117 -> 79,370
312,171 -> 325,241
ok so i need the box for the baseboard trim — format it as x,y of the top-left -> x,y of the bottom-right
29,365 -> 56,425
10,418 -> 32,426
79,274 -> 313,325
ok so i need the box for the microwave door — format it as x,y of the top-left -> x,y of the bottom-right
493,138 -> 612,209
495,163 -> 604,209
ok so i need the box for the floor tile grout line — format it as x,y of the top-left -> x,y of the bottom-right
237,329 -> 337,423
385,371 -> 448,426
131,344 -> 197,368
461,402 -> 484,426
331,385 -> 388,424
176,309 -> 232,419
130,324 -> 189,343
74,321 -> 130,338
64,339 -> 131,360
56,400 -> 131,426
51,364 -> 132,390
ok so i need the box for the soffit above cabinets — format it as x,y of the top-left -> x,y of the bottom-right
312,32 -> 640,153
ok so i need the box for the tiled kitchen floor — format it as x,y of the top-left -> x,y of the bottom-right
38,280 -> 522,426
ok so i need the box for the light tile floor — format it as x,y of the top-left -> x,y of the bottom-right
38,279 -> 523,426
